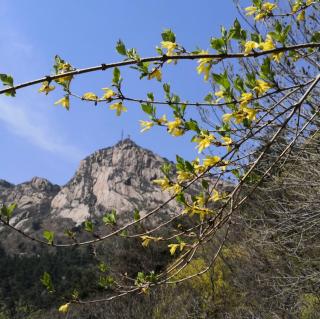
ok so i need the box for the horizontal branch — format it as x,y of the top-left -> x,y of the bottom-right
0,42 -> 319,95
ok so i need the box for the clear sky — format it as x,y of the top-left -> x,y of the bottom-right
0,0 -> 238,185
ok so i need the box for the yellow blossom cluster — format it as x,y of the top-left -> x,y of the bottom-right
168,242 -> 186,255
244,34 -> 283,62
167,118 -> 184,136
148,68 -> 162,81
38,81 -> 55,95
194,132 -> 215,153
161,41 -> 178,64
223,91 -> 260,125
54,96 -> 70,110
109,102 -> 127,116
141,236 -> 163,247
55,62 -> 73,86
102,88 -> 116,100
197,51 -> 213,81
245,2 -> 277,20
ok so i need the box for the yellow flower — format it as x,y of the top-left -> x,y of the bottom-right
58,303 -> 70,313
245,5 -> 257,16
203,155 -> 221,168
306,0 -> 313,5
192,157 -> 206,174
161,41 -> 177,56
209,189 -> 220,202
254,79 -> 272,95
38,81 -> 55,95
292,2 -> 301,13
260,34 -> 275,51
153,177 -> 170,190
221,136 -> 232,145
239,92 -> 254,108
234,112 -> 246,124
195,194 -> 206,207
82,92 -> 98,101
195,133 -> 215,153
157,114 -> 167,124
168,183 -> 183,194
272,52 -> 283,63
168,244 -> 179,255
215,90 -> 225,102
109,102 -> 127,116
255,13 -> 266,20
222,113 -> 233,123
55,75 -> 73,86
248,2 -> 276,20
54,96 -> 70,110
244,41 -> 259,55
141,236 -> 157,247
102,88 -> 116,99
148,68 -> 162,81
167,118 -> 184,136
242,107 -> 257,121
140,120 -> 154,132
168,242 -> 186,255
220,160 -> 229,171
197,51 -> 212,81
262,2 -> 277,12
297,10 -> 305,21
177,170 -> 193,182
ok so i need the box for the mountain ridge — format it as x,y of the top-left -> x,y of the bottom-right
0,139 -> 178,253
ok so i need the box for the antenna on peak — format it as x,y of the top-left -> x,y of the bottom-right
121,129 -> 124,142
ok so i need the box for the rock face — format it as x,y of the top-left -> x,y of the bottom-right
0,139 -> 178,252
51,139 -> 175,225
0,177 -> 60,232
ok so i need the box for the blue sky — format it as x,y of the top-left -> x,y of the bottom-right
0,0 -> 238,185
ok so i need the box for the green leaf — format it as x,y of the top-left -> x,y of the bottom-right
185,161 -> 194,173
103,210 -> 117,225
135,272 -> 146,286
41,272 -> 54,293
98,262 -> 108,273
311,31 -> 320,43
160,163 -> 172,176
43,230 -> 54,245
176,192 -> 186,205
185,119 -> 200,132
84,220 -> 94,232
112,67 -> 121,85
202,180 -> 209,189
212,71 -> 230,89
116,39 -> 127,56
204,93 -> 213,103
234,76 -> 245,92
119,230 -> 128,237
147,92 -> 154,101
126,48 -> 140,61
210,38 -> 225,52
0,203 -> 17,221
251,33 -> 262,43
98,275 -> 114,289
0,74 -> 15,96
260,57 -> 274,81
141,103 -> 154,116
0,74 -> 14,87
161,29 -> 176,42
133,209 -> 140,221
163,83 -> 170,94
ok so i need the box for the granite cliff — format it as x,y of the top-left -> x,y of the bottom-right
0,139 -> 181,253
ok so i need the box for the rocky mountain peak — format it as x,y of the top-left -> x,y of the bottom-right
50,139 -> 172,225
0,179 -> 14,189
